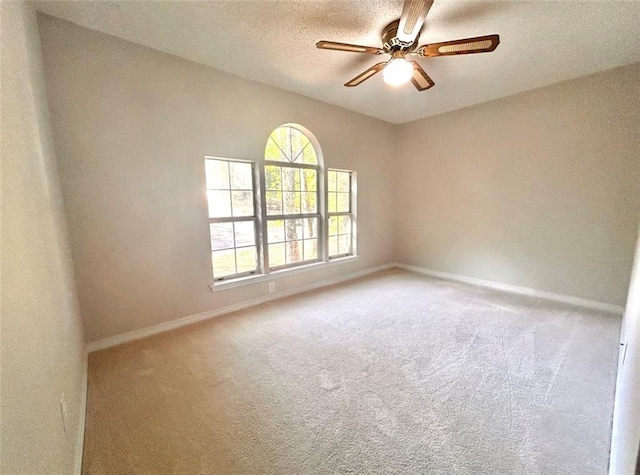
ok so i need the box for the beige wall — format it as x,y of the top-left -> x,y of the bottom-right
37,15 -> 397,343
396,63 -> 640,306
1,2 -> 86,474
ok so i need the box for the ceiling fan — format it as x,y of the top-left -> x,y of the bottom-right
316,0 -> 500,91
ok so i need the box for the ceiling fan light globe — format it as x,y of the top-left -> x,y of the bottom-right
383,58 -> 413,86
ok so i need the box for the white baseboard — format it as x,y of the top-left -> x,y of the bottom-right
87,263 -> 394,352
75,347 -> 88,474
87,261 -> 623,352
394,262 -> 624,315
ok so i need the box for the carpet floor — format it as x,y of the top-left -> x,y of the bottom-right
83,269 -> 620,474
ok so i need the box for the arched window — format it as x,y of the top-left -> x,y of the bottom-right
263,124 -> 323,269
205,124 -> 356,284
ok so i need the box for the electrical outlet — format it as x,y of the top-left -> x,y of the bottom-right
60,393 -> 68,433
268,282 -> 275,293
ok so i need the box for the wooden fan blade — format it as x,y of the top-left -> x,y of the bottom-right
397,0 -> 434,43
417,34 -> 500,57
344,62 -> 387,87
410,61 -> 435,91
316,41 -> 383,55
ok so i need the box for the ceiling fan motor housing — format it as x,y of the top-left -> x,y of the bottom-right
382,20 -> 419,53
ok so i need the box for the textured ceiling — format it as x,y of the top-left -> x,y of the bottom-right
34,0 -> 640,124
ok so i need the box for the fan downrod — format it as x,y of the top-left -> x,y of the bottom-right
381,20 -> 419,54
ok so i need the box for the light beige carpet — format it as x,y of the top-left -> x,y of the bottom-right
83,269 -> 620,474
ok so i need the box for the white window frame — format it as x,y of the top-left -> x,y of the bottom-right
206,157 -> 262,282
207,124 -> 358,290
260,159 -> 324,271
327,168 -> 357,260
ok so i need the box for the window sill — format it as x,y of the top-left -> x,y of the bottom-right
209,255 -> 359,292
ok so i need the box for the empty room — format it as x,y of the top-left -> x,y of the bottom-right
3,0 -> 640,473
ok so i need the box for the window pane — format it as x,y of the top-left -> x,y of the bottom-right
234,221 -> 255,247
212,249 -> 236,278
266,126 -> 317,165
267,220 -> 285,243
285,219 -> 304,242
300,143 -> 318,165
337,172 -> 350,192
205,160 -> 229,189
327,168 -> 355,259
265,136 -> 288,162
282,167 -> 300,191
208,190 -> 231,218
301,192 -> 316,213
229,162 -> 253,190
268,243 -> 285,267
231,191 -> 254,217
303,239 -> 318,260
266,191 -> 283,215
265,166 -> 282,190
338,215 -> 351,235
328,216 -> 338,237
269,129 -> 291,161
328,236 -> 338,257
283,192 -> 301,214
336,192 -> 350,213
328,192 -> 337,213
302,169 -> 317,192
303,218 -> 318,239
286,240 -> 303,264
290,128 -> 310,163
210,222 -> 234,251
328,171 -> 337,192
236,246 -> 257,274
338,234 -> 351,255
